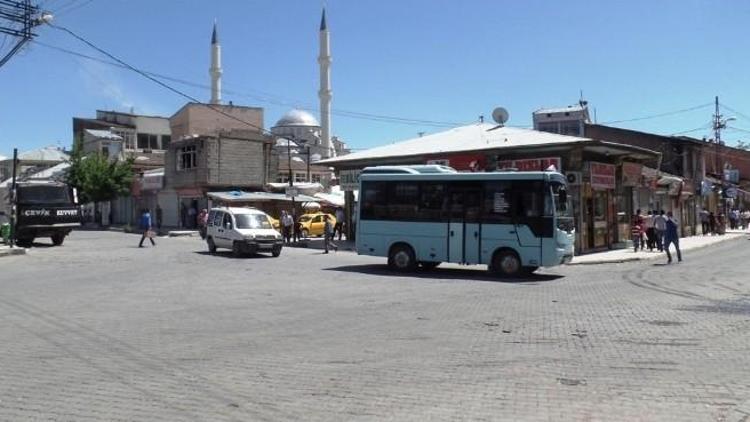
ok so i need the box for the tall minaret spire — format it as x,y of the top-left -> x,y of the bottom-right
318,8 -> 333,157
209,20 -> 222,105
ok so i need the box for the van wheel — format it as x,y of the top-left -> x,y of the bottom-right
272,246 -> 282,257
490,250 -> 522,277
207,237 -> 217,253
419,261 -> 440,271
301,229 -> 309,238
51,233 -> 65,246
388,244 -> 417,272
232,241 -> 244,258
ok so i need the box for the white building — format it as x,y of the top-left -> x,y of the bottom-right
532,103 -> 591,137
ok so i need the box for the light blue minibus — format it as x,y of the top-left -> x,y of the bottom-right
356,165 -> 574,276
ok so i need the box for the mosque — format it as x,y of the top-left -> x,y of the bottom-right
208,9 -> 348,184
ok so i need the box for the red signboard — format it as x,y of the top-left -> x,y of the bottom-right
426,154 -> 486,172
621,162 -> 642,187
497,157 -> 561,172
590,161 -> 616,190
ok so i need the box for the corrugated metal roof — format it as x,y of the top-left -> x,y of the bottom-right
533,105 -> 587,114
18,146 -> 69,162
85,129 -> 123,140
318,123 -> 591,165
207,191 -> 320,203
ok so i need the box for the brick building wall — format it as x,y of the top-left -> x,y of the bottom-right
170,103 -> 264,140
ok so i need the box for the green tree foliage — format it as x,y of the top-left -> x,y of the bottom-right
65,149 -> 134,205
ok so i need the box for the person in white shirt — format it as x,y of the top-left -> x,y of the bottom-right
644,210 -> 656,251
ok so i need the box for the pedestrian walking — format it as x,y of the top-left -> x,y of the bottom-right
156,204 -> 163,233
334,207 -> 345,241
729,209 -> 739,230
663,211 -> 682,263
323,215 -> 337,253
197,208 -> 209,239
699,208 -> 710,235
292,210 -> 300,242
653,210 -> 667,252
631,209 -> 644,252
138,209 -> 156,248
717,213 -> 726,235
644,210 -> 655,251
281,210 -> 293,243
709,212 -> 717,235
742,209 -> 750,230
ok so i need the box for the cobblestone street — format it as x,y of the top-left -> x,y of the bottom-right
1,231 -> 749,421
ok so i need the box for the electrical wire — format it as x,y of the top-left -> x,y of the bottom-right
670,124 -> 713,136
31,39 -> 464,128
48,22 -> 274,136
600,103 -> 713,125
720,104 -> 750,124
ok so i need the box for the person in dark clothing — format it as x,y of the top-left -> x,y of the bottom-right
663,211 -> 681,263
709,212 -> 717,235
156,205 -> 163,233
139,209 -> 156,247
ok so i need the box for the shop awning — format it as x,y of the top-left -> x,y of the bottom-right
207,191 -> 320,203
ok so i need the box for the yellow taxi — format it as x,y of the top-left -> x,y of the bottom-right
298,212 -> 336,238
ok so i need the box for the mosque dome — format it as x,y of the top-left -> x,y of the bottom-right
274,109 -> 320,127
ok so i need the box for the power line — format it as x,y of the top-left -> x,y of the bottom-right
600,102 -> 713,125
670,124 -> 712,136
726,126 -> 750,135
720,104 -> 750,124
48,22 -> 273,136
32,39 -> 464,128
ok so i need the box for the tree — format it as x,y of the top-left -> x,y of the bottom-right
65,149 -> 134,224
736,140 -> 750,150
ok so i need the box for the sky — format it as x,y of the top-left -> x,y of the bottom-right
1,0 -> 750,158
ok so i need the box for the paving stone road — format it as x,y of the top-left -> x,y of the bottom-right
1,231 -> 749,421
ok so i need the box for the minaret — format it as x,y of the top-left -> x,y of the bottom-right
318,8 -> 333,157
209,21 -> 222,105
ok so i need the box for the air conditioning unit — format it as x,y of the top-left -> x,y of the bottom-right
565,171 -> 582,186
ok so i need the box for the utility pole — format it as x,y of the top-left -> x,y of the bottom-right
713,96 -> 723,145
0,1 -> 50,68
9,148 -> 18,248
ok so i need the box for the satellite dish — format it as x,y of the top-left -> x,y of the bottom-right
492,107 -> 509,126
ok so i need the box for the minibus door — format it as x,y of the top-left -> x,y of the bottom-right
447,185 -> 482,264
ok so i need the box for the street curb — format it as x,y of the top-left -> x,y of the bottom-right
0,247 -> 26,257
567,233 -> 745,266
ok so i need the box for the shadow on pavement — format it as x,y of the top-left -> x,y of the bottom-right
193,251 -> 275,259
324,264 -> 564,284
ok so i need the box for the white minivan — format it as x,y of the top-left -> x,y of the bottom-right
206,207 -> 284,257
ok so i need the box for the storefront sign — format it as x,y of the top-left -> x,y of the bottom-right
141,173 -> 163,191
338,169 -> 361,191
497,157 -> 561,172
427,154 -> 486,172
724,169 -> 740,183
621,162 -> 642,187
589,162 -> 616,190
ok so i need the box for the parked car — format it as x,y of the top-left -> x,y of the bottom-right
205,207 -> 283,257
268,215 -> 281,231
298,212 -> 336,238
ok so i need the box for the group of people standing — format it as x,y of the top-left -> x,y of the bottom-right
631,209 -> 682,263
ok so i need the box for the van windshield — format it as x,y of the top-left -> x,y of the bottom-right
235,214 -> 272,229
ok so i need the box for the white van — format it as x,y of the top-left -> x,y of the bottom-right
206,207 -> 284,257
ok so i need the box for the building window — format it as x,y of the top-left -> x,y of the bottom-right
294,173 -> 306,183
177,145 -> 197,170
114,130 -> 135,149
161,135 -> 171,149
101,146 -> 109,158
311,174 -> 322,183
278,174 -> 289,183
560,121 -> 581,136
537,122 -> 558,133
137,133 -> 159,150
